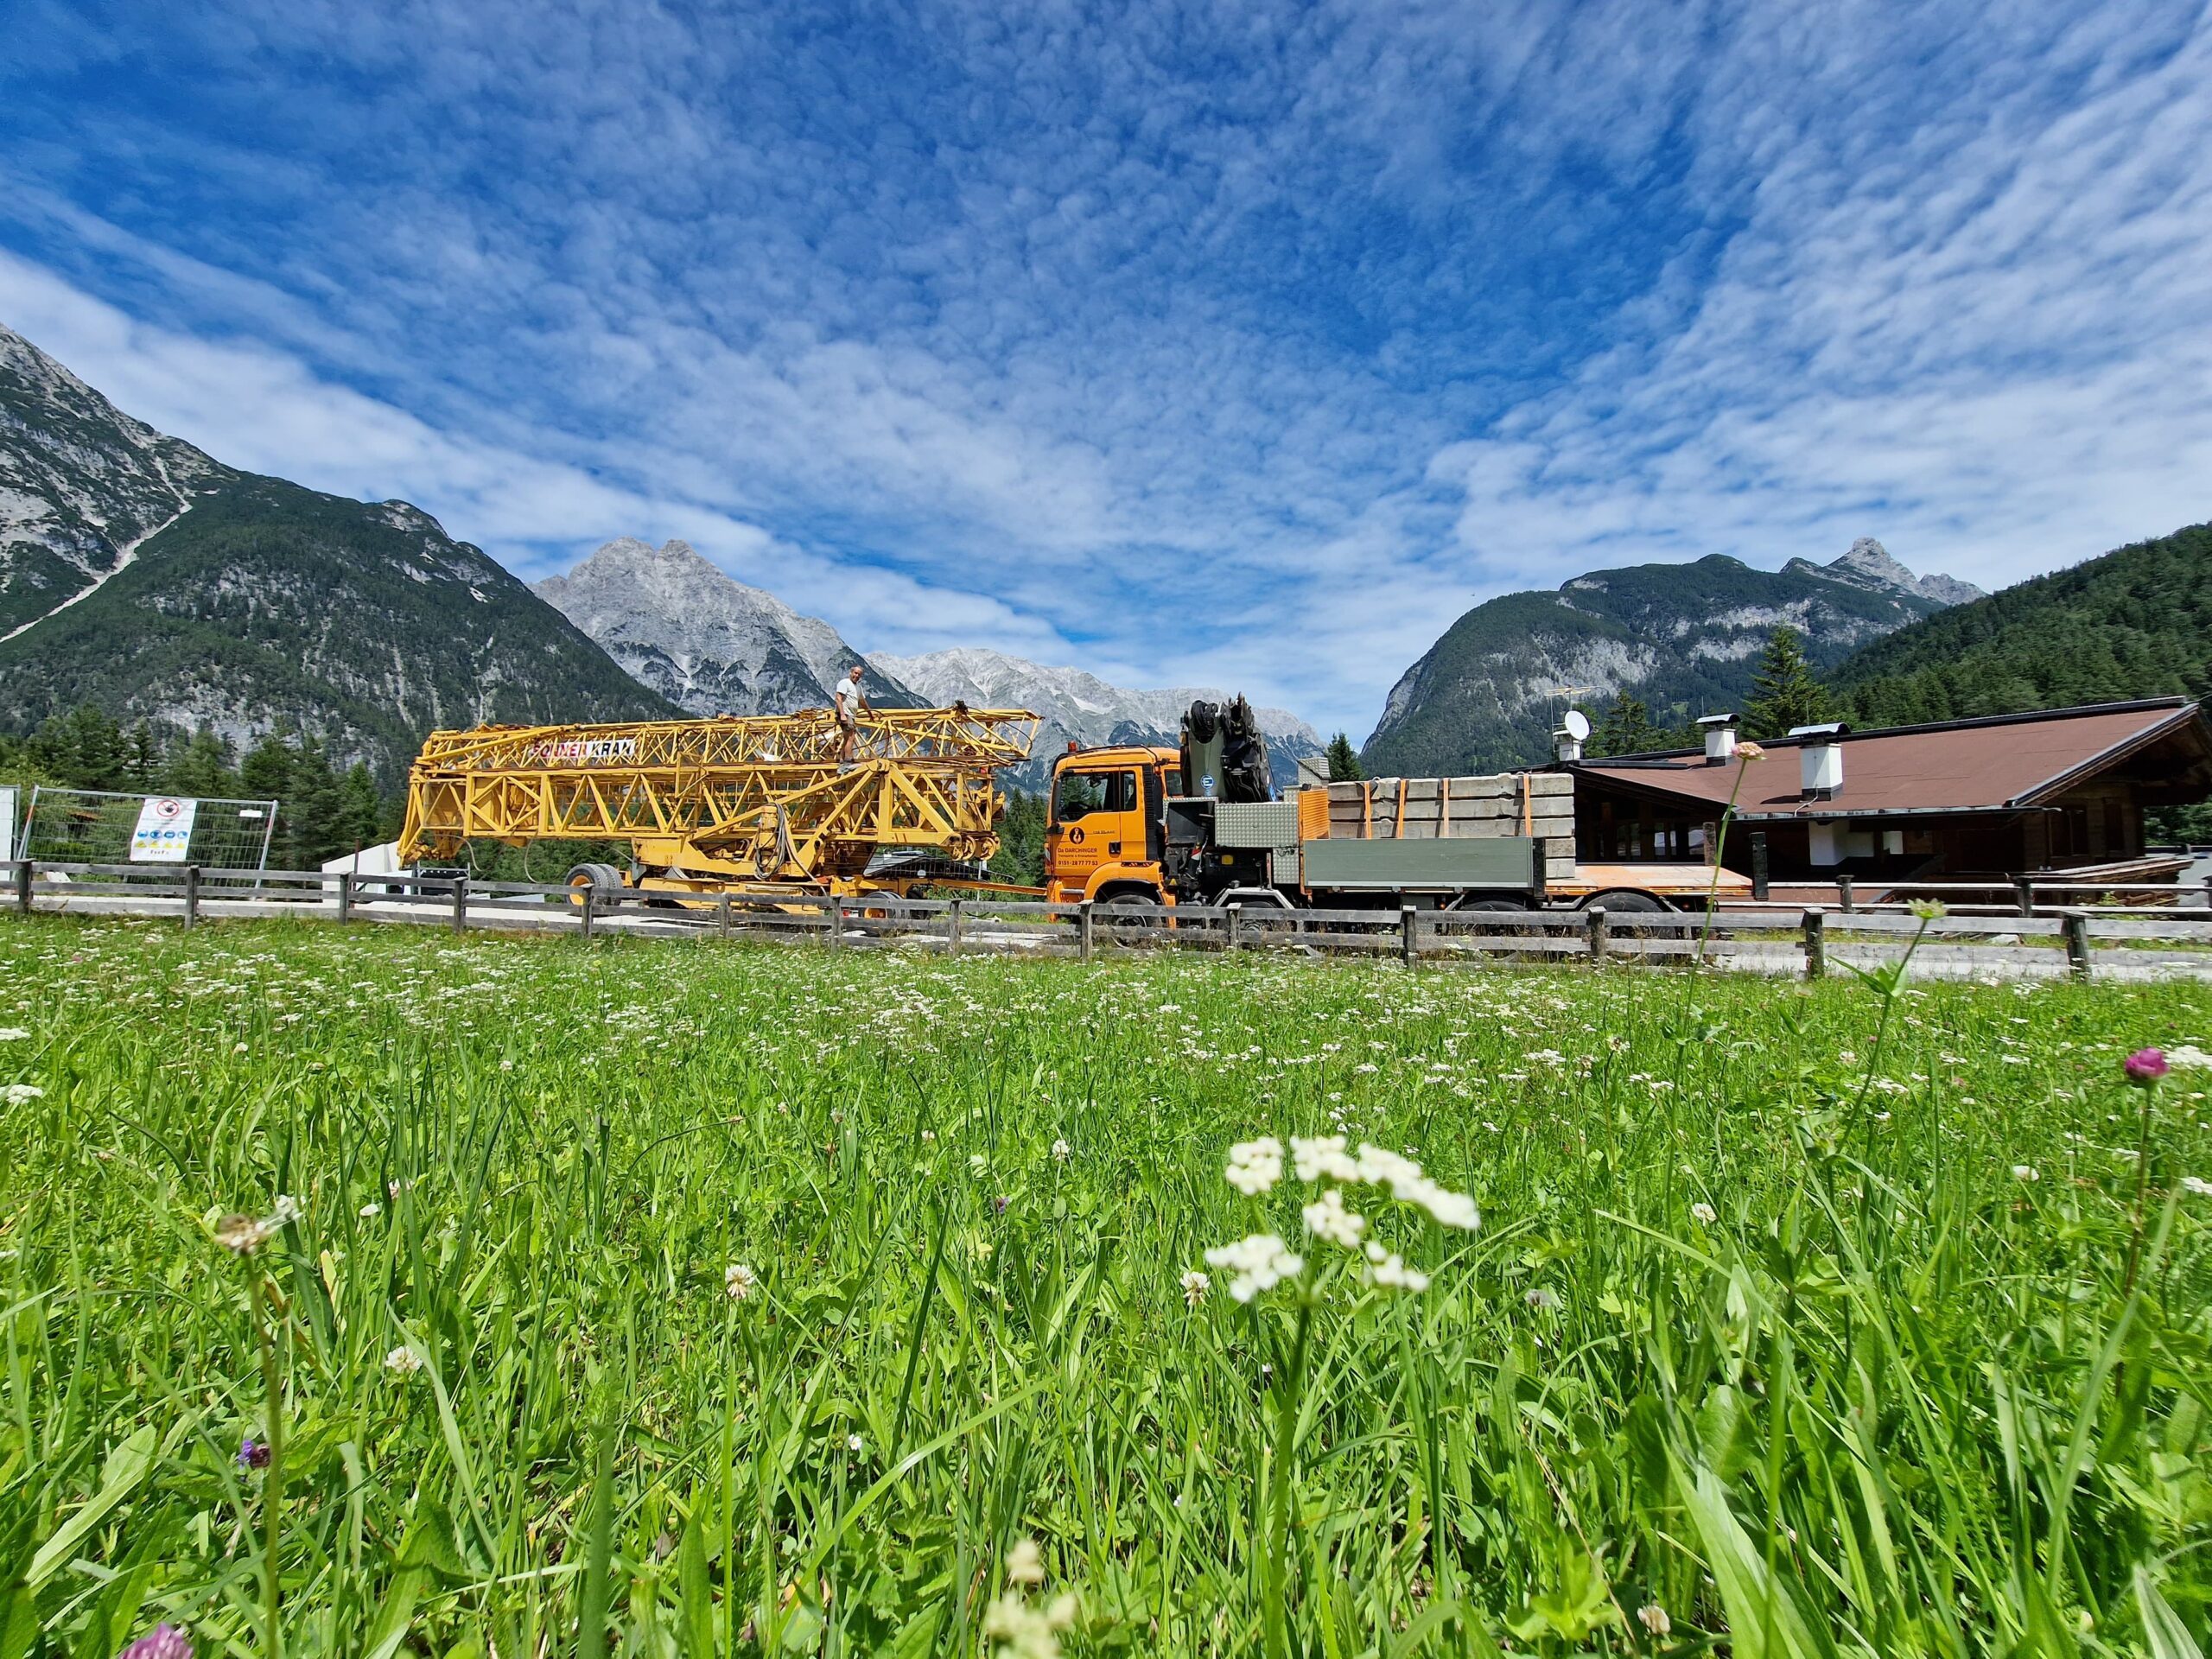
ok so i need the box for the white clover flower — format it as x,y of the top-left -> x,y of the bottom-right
1224,1137 -> 1285,1196
2011,1165 -> 2039,1183
270,1195 -> 303,1226
1300,1187 -> 1367,1249
1202,1233 -> 1305,1302
1179,1269 -> 1209,1307
1051,1138 -> 1071,1163
1637,1604 -> 1671,1636
1290,1134 -> 1360,1184
4,1083 -> 43,1104
385,1344 -> 423,1375
0,1028 -> 29,1041
2182,1176 -> 2212,1197
725,1262 -> 758,1300
1690,1202 -> 1718,1225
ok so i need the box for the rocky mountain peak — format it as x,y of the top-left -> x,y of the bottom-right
1793,537 -> 1986,607
536,537 -> 918,717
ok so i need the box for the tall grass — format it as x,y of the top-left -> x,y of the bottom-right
0,913 -> 2209,1655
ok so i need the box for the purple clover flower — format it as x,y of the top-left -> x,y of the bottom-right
2126,1048 -> 2169,1085
237,1436 -> 270,1471
119,1624 -> 193,1659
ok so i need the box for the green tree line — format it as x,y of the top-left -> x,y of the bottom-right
2,703 -> 389,869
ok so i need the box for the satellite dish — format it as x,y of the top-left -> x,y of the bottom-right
1561,709 -> 1592,741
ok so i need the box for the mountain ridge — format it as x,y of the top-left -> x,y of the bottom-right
1362,540 -> 1978,776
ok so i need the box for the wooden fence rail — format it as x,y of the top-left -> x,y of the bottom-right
9,859 -> 2212,982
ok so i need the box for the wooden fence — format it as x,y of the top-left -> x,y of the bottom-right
10,860 -> 2212,981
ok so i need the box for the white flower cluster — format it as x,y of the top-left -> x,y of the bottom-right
2168,1045 -> 2212,1069
1203,1233 -> 1305,1302
385,1344 -> 423,1375
1225,1137 -> 1284,1195
983,1540 -> 1077,1659
1363,1241 -> 1430,1293
1293,1135 -> 1480,1231
725,1262 -> 758,1300
1300,1187 -> 1366,1249
5,1083 -> 44,1105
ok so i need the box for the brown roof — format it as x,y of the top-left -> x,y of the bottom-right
1569,699 -> 2212,820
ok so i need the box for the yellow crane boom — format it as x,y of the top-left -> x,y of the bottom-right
399,705 -> 1039,897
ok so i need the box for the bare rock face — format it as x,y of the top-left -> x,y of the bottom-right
1818,537 -> 1985,606
870,645 -> 1324,791
537,538 -> 921,717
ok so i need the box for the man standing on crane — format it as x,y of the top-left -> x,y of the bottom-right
833,663 -> 868,768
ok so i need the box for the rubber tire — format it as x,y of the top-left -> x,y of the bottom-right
567,862 -> 624,907
1097,888 -> 1160,929
1580,888 -> 1671,939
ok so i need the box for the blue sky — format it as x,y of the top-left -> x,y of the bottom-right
3,0 -> 2209,740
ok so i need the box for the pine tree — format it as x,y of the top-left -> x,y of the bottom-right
162,728 -> 240,798
125,721 -> 161,787
337,763 -> 385,851
1592,694 -> 1660,757
1743,626 -> 1835,740
1325,734 -> 1363,781
285,736 -> 346,868
35,704 -> 129,790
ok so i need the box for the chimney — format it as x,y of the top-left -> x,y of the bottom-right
1696,713 -> 1738,766
1790,722 -> 1847,798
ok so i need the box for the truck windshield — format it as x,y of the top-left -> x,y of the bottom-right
1054,769 -> 1135,822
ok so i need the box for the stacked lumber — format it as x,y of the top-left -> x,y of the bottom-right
1319,773 -> 1575,882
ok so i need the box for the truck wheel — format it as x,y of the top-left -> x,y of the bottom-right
1580,889 -> 1672,938
1097,888 -> 1161,930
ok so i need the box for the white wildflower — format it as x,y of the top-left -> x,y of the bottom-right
1300,1186 -> 1367,1249
385,1344 -> 423,1376
0,1028 -> 28,1041
1690,1201 -> 1718,1224
982,1589 -> 1077,1659
1224,1136 -> 1285,1196
725,1262 -> 758,1300
1202,1233 -> 1305,1302
1364,1247 -> 1431,1294
1051,1138 -> 1071,1163
2011,1165 -> 2039,1183
2182,1176 -> 2212,1197
1637,1604 -> 1671,1636
358,1201 -> 382,1218
1290,1134 -> 1360,1183
2166,1045 -> 2212,1069
847,1433 -> 864,1453
4,1083 -> 43,1104
1179,1269 -> 1209,1306
1005,1537 -> 1046,1587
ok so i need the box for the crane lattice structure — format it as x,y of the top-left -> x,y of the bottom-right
399,706 -> 1039,897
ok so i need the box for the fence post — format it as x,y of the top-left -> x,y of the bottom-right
336,871 -> 353,925
450,874 -> 467,935
824,897 -> 842,952
1400,904 -> 1419,968
1077,900 -> 1095,963
182,864 -> 200,932
2015,876 -> 2035,918
2200,877 -> 2211,916
14,860 -> 29,916
1836,874 -> 1854,913
1226,901 -> 1243,953
1802,908 -> 1826,980
1750,833 -> 1770,902
947,897 -> 964,957
718,893 -> 733,942
1586,905 -> 1609,963
2062,909 -> 2091,981
580,886 -> 596,943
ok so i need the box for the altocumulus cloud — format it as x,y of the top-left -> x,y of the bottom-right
2,0 -> 2207,739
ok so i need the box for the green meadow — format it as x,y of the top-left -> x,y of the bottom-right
3,914 -> 2210,1656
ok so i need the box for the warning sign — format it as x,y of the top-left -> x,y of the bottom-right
129,796 -> 199,863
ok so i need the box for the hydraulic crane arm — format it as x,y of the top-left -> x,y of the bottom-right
399,705 -> 1039,894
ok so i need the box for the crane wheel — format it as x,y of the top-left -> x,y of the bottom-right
567,862 -> 625,906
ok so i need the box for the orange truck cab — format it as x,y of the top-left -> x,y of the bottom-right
1043,744 -> 1179,906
